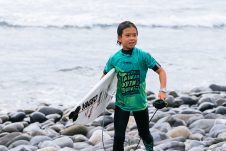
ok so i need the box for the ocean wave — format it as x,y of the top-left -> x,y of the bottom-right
58,66 -> 94,72
0,21 -> 225,29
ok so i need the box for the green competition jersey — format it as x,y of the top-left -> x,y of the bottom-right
104,47 -> 158,111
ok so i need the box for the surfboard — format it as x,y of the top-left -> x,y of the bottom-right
65,69 -> 117,125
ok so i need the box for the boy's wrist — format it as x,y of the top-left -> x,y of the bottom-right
159,88 -> 167,93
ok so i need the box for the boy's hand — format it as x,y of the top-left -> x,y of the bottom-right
158,91 -> 166,100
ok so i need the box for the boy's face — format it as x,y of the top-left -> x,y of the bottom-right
118,27 -> 138,50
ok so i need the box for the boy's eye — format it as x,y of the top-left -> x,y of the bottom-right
124,34 -> 137,37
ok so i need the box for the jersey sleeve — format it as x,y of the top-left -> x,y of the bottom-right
103,56 -> 114,74
144,52 -> 160,70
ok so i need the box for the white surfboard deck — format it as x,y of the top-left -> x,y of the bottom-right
66,69 -> 117,125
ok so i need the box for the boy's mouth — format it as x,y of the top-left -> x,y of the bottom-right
129,42 -> 135,45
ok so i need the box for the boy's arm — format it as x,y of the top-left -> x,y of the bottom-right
101,73 -> 106,79
101,70 -> 107,79
155,67 -> 167,100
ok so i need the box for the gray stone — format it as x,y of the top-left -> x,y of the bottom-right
30,112 -> 48,123
152,122 -> 171,133
147,94 -> 156,101
216,98 -> 226,106
146,90 -> 155,96
3,122 -> 24,133
179,96 -> 198,106
156,141 -> 185,151
168,91 -> 179,98
203,112 -> 218,119
187,115 -> 204,126
207,141 -> 225,151
61,125 -> 88,136
190,129 -> 205,136
156,116 -> 186,127
6,133 -> 31,147
18,109 -> 35,114
46,114 -> 61,122
172,114 -> 202,124
0,114 -> 9,123
23,123 -> 46,136
164,96 -> 176,107
222,102 -> 226,107
198,102 -> 215,112
150,131 -> 169,143
203,137 -> 224,146
173,98 -> 184,107
49,124 -> 64,133
150,111 -> 170,123
185,139 -> 205,150
189,119 -> 215,133
209,84 -> 226,91
8,145 -> 38,151
23,123 -> 40,132
9,112 -> 26,122
209,124 -> 226,137
38,106 -> 63,116
179,108 -> 201,114
38,141 -> 60,149
188,146 -> 205,151
0,145 -> 8,151
86,126 -> 102,138
167,126 -> 191,139
91,115 -> 113,127
30,136 -> 52,145
0,124 -> 3,133
58,147 -> 77,151
106,102 -> 115,110
43,128 -> 60,138
217,131 -> 226,140
215,106 -> 226,115
0,132 -> 8,138
73,142 -> 93,150
8,140 -> 30,149
40,119 -> 55,129
36,147 -> 58,151
189,86 -> 212,93
198,95 -> 216,105
52,136 -> 73,148
88,129 -> 111,145
189,133 -> 204,141
71,134 -> 88,142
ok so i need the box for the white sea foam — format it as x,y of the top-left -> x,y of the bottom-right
0,0 -> 226,29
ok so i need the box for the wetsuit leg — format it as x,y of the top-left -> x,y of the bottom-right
113,106 -> 130,151
133,107 -> 153,151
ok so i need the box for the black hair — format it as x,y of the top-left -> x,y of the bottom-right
117,21 -> 138,45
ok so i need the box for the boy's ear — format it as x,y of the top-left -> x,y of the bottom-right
118,36 -> 122,43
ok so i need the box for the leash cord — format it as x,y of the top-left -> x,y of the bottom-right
102,112 -> 107,151
134,109 -> 158,150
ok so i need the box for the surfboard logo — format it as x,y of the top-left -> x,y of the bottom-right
68,106 -> 81,121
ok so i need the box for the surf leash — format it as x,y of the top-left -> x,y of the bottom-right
134,99 -> 167,150
102,111 -> 107,151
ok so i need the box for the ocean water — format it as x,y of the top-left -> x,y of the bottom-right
0,0 -> 226,113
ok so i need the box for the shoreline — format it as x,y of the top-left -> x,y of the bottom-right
0,83 -> 226,151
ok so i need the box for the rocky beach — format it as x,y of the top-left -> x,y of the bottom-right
1,84 -> 226,151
